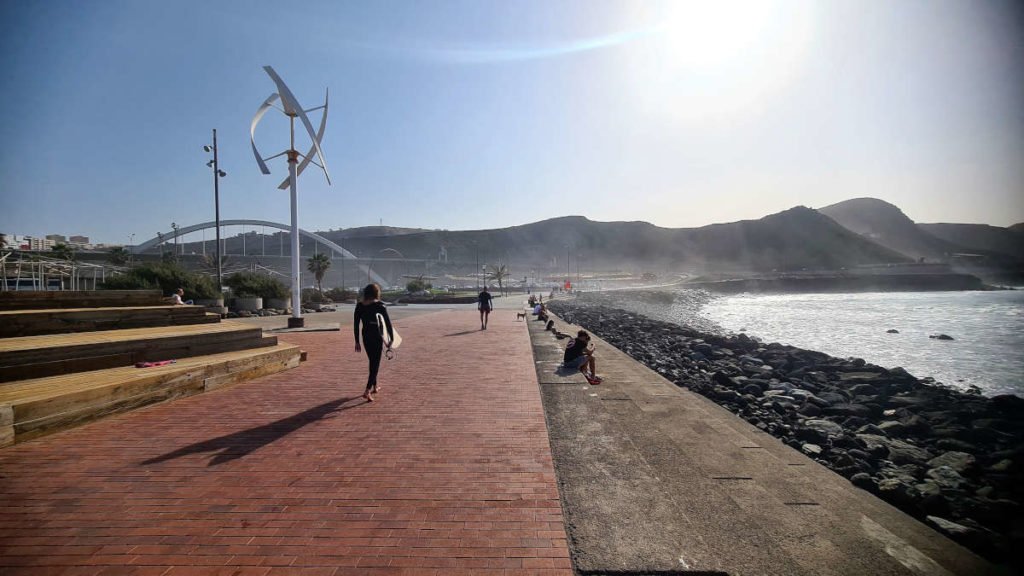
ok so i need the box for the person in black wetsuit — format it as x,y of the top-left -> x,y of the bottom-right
353,283 -> 394,402
477,286 -> 493,330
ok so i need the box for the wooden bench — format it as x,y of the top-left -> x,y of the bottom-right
0,305 -> 219,338
0,290 -> 166,310
0,343 -> 302,446
0,322 -> 275,382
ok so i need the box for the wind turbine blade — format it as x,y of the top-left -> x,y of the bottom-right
250,92 -> 281,175
278,88 -> 330,189
264,67 -> 331,185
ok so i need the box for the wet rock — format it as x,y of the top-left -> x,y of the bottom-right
990,394 -> 1024,416
856,424 -> 888,437
801,443 -> 823,456
929,334 -> 955,340
795,427 -> 829,445
928,452 -> 976,474
823,404 -> 873,418
711,371 -> 737,387
804,419 -> 844,437
850,472 -> 876,491
926,466 -> 967,491
988,459 -> 1014,473
886,329 -> 899,334
741,383 -> 763,397
926,516 -> 974,537
849,383 -> 878,397
878,478 -> 920,507
886,440 -> 934,466
692,343 -> 714,355
878,421 -> 907,436
798,403 -> 822,417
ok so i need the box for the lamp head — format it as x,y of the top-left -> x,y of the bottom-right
206,160 -> 214,168
203,145 -> 212,152
218,170 -> 227,177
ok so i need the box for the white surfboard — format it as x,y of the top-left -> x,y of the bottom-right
376,312 -> 402,349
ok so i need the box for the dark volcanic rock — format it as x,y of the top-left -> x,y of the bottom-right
548,297 -> 1024,565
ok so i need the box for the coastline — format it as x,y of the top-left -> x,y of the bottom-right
682,272 -> 990,293
548,297 -> 1024,566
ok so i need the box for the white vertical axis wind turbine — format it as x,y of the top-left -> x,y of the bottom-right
250,66 -> 330,328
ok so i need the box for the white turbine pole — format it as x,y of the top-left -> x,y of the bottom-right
288,116 -> 301,324
250,65 -> 330,329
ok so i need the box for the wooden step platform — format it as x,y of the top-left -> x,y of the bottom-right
0,343 -> 302,446
0,322 -> 275,382
0,305 -> 219,338
0,289 -> 165,310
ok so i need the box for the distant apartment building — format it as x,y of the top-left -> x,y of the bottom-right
68,235 -> 91,249
28,236 -> 56,251
46,234 -> 67,243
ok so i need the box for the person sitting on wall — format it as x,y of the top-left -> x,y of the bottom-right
563,330 -> 601,385
169,287 -> 193,305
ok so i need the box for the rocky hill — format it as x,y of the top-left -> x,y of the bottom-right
327,207 -> 908,272
920,223 -> 1024,261
819,198 -> 961,260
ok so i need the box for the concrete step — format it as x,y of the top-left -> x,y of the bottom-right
0,343 -> 302,446
0,305 -> 219,338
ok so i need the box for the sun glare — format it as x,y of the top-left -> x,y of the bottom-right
626,0 -> 815,125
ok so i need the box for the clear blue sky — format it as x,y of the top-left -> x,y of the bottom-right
1,0 -> 1021,244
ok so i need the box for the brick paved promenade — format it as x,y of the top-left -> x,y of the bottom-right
0,310 -> 571,575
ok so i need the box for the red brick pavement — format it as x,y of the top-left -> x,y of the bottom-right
0,310 -> 571,576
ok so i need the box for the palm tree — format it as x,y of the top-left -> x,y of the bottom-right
307,253 -> 331,295
107,246 -> 130,266
50,243 -> 75,262
487,264 -> 510,297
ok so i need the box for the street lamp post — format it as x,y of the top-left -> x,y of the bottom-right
204,129 -> 226,298
171,222 -> 179,260
565,245 -> 570,287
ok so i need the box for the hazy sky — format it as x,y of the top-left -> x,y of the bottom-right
1,0 -> 1021,244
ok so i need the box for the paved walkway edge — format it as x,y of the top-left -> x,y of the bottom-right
527,313 -> 999,576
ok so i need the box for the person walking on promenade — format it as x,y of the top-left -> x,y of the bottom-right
354,283 -> 394,402
478,285 -> 494,330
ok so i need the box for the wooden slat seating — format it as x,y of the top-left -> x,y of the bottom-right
0,290 -> 166,310
0,343 -> 302,446
0,290 -> 304,447
0,322 -> 276,383
0,305 -> 220,338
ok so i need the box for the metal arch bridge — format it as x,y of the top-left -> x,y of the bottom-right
134,219 -> 387,286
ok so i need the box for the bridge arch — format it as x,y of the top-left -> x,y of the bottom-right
135,219 -> 387,285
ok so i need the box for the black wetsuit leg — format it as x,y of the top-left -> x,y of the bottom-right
363,329 -> 384,391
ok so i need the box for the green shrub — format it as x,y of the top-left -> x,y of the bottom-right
224,272 -> 289,299
101,263 -> 218,299
406,279 -> 432,293
301,287 -> 324,303
324,287 -> 355,302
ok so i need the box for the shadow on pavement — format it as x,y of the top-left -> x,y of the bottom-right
443,329 -> 482,337
141,396 -> 362,466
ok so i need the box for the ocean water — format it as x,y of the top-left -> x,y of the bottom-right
696,290 -> 1024,397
